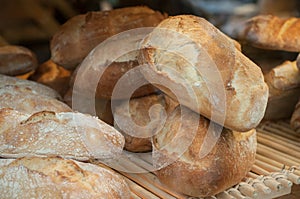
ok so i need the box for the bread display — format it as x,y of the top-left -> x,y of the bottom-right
30,60 -> 71,96
153,106 -> 257,197
114,94 -> 176,152
291,100 -> 300,133
0,45 -> 38,76
0,108 -> 124,161
237,15 -> 300,52
51,6 -> 167,69
0,156 -> 130,198
139,15 -> 268,132
263,60 -> 300,119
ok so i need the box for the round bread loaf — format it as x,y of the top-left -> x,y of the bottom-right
153,106 -> 256,197
139,15 -> 268,132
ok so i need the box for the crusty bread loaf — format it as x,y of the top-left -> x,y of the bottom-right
0,108 -> 124,161
30,60 -> 71,96
153,106 -> 256,197
0,74 -> 61,99
51,6 -> 167,69
263,60 -> 300,120
0,85 -> 72,114
237,15 -> 300,52
291,100 -> 300,133
139,15 -> 268,132
0,45 -> 38,76
114,94 -> 176,152
0,157 -> 130,198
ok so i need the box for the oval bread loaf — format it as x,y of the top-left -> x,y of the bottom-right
0,156 -> 130,199
0,108 -> 124,161
153,106 -> 256,197
139,15 -> 268,132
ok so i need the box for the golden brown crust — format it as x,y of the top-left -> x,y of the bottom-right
238,15 -> 300,52
291,100 -> 300,133
0,108 -> 125,161
30,60 -> 71,96
153,106 -> 256,197
139,15 -> 268,132
0,45 -> 38,76
0,157 -> 130,198
51,6 -> 167,69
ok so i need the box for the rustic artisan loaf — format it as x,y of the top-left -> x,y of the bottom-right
51,6 -> 167,69
0,156 -> 130,198
0,108 -> 124,161
0,74 -> 61,99
139,15 -> 268,132
153,106 -> 256,197
0,85 -> 72,114
263,60 -> 300,120
30,60 -> 71,96
291,100 -> 300,133
114,94 -> 176,152
0,45 -> 38,76
237,15 -> 300,52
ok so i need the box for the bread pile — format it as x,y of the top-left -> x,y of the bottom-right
237,15 -> 300,121
0,6 -> 270,198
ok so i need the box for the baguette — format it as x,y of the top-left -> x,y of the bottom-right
51,6 -> 167,69
139,15 -> 268,132
153,106 -> 256,197
0,45 -> 38,76
0,157 -> 130,198
237,15 -> 300,52
0,108 -> 124,161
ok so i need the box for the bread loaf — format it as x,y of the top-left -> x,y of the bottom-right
291,100 -> 300,133
0,85 -> 72,114
0,74 -> 61,99
153,106 -> 256,197
237,15 -> 300,52
0,45 -> 37,76
51,6 -> 167,69
114,94 -> 176,152
30,60 -> 71,96
0,156 -> 130,198
263,60 -> 300,120
0,108 -> 124,161
139,15 -> 268,132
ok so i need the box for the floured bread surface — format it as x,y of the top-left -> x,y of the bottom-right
153,106 -> 256,197
0,85 -> 72,114
0,108 -> 125,161
139,15 -> 268,132
0,157 -> 130,199
0,74 -> 61,99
